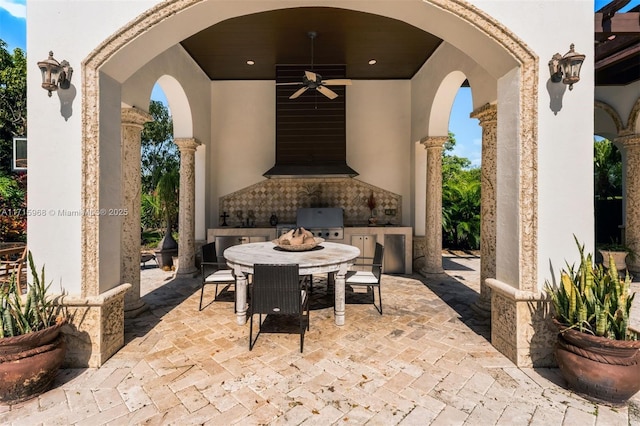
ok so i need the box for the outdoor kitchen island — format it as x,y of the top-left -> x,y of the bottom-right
207,226 -> 412,274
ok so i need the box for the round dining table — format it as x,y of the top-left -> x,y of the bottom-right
223,241 -> 360,326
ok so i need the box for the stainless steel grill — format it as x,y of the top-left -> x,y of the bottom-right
295,208 -> 344,240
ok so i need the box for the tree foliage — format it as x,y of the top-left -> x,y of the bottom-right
141,100 -> 179,194
442,131 -> 481,250
594,137 -> 621,200
0,40 -> 26,175
0,173 -> 26,241
140,100 -> 179,231
0,40 -> 27,241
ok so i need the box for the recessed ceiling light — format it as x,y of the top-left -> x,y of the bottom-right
246,60 -> 255,65
368,59 -> 377,65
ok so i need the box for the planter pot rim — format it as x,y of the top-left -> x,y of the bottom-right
552,318 -> 640,350
0,319 -> 66,347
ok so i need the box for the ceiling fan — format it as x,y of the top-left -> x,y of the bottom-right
276,31 -> 352,100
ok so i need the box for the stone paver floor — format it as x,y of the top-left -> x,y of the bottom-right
1,254 -> 639,425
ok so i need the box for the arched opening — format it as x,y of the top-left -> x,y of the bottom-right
443,84 -> 481,251
594,135 -> 623,249
594,101 -> 626,258
140,84 -> 180,270
72,0 -> 539,367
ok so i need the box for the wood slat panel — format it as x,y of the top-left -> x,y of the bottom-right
275,65 -> 347,165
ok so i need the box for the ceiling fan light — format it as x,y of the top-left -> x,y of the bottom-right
368,59 -> 377,65
246,60 -> 255,65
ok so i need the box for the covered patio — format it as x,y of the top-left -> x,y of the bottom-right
2,255 -> 639,424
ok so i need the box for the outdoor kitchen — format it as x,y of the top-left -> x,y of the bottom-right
207,177 -> 412,274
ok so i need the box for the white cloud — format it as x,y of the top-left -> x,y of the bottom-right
0,0 -> 26,19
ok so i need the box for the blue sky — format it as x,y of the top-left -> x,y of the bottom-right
2,0 -> 636,167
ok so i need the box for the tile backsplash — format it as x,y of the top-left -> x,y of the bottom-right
219,178 -> 401,227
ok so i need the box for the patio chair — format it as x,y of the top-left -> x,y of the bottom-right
0,245 -> 28,293
345,242 -> 384,314
199,242 -> 236,311
249,264 -> 310,352
140,250 -> 158,268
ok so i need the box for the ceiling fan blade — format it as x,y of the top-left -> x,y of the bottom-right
276,82 -> 304,86
305,70 -> 318,82
323,79 -> 352,86
289,86 -> 309,99
317,85 -> 338,100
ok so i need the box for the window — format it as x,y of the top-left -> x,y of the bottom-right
13,137 -> 27,171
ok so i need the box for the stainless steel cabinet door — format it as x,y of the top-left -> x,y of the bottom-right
383,234 -> 405,274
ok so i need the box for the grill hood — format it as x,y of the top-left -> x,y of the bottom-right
296,207 -> 344,228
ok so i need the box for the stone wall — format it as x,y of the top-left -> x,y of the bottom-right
486,279 -> 556,367
219,178 -> 402,227
59,284 -> 130,368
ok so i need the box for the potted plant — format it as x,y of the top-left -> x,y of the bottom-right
597,239 -> 634,272
0,252 -> 67,404
545,237 -> 640,404
153,169 -> 179,270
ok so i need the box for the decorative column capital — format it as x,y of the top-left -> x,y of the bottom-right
174,137 -> 201,153
121,107 -> 152,128
616,134 -> 640,148
421,136 -> 448,150
470,103 -> 497,126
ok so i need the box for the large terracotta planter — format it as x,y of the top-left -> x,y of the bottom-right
554,320 -> 640,404
0,321 -> 67,404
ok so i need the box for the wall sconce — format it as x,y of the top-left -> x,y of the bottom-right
548,44 -> 585,90
37,51 -> 73,97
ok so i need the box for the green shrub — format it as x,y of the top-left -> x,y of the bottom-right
546,236 -> 637,340
0,252 -> 61,337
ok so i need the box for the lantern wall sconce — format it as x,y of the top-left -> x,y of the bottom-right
37,51 -> 73,97
548,44 -> 585,91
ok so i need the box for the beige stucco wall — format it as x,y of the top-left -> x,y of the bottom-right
210,79 -> 412,226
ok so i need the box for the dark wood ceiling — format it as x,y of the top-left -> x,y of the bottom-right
180,6 -> 639,86
595,4 -> 640,86
180,7 -> 442,80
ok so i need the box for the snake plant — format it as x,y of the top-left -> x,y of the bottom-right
545,236 -> 637,340
0,251 -> 60,338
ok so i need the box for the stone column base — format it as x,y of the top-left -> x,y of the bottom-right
176,266 -> 198,277
57,284 -> 130,368
470,297 -> 491,320
418,267 -> 444,277
486,279 -> 556,367
124,298 -> 149,319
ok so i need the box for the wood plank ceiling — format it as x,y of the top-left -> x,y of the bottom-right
595,3 -> 640,86
180,6 -> 639,85
180,7 -> 442,81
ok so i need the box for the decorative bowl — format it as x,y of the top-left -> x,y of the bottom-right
271,237 -> 325,252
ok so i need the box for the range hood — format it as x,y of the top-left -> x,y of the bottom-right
263,162 -> 358,178
265,64 -> 358,179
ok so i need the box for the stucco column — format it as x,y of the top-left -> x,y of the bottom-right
421,136 -> 447,274
471,103 -> 497,318
618,134 -> 640,272
121,107 -> 152,318
174,138 -> 201,276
